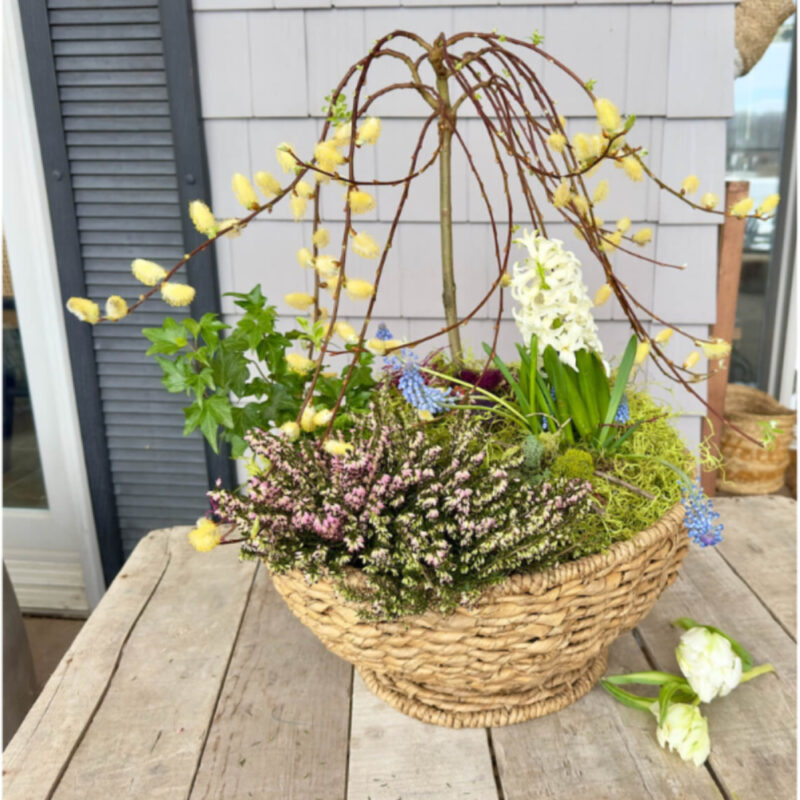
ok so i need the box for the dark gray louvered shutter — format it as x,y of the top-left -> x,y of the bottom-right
21,0 -> 232,565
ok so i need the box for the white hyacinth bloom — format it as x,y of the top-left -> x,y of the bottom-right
651,703 -> 711,767
676,627 -> 742,703
510,230 -> 604,370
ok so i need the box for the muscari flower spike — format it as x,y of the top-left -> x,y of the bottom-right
378,324 -> 452,415
681,479 -> 723,547
614,394 -> 630,424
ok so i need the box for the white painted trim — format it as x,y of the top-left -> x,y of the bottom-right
2,0 -> 105,609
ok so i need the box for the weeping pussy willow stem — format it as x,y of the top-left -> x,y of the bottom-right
431,37 -> 462,361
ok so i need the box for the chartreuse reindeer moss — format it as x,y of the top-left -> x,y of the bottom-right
563,389 -> 691,561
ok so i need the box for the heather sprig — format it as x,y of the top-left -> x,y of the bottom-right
210,393 -> 592,619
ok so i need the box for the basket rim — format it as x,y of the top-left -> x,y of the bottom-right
273,500 -> 686,605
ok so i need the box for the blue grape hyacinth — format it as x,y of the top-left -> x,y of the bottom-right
681,479 -> 723,547
378,323 -> 452,415
614,394 -> 630,424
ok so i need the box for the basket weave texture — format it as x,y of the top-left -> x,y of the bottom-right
719,384 -> 796,495
270,502 -> 688,728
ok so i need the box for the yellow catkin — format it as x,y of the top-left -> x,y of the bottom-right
286,352 -> 315,375
572,195 -> 590,217
655,328 -> 674,345
700,192 -> 719,210
297,247 -> 314,269
290,194 -> 307,221
634,339 -> 650,365
632,227 -> 652,246
323,439 -> 353,456
279,421 -> 300,441
592,180 -> 610,204
698,338 -> 731,359
552,180 -> 572,208
314,254 -> 339,278
284,292 -> 314,311
314,140 -> 345,173
161,282 -> 196,307
681,174 -> 700,195
105,295 -> 128,321
345,278 -> 375,300
189,200 -> 217,236
683,351 -> 701,370
254,171 -> 281,197
348,189 -> 376,214
547,132 -> 567,153
622,156 -> 643,182
729,197 -> 754,218
131,258 -> 167,286
218,218 -> 243,238
232,173 -> 259,209
616,216 -> 632,233
276,143 -> 298,173
313,408 -> 334,428
300,406 -> 315,432
572,133 -> 596,162
594,284 -> 612,306
333,123 -> 352,148
295,181 -> 314,199
757,193 -> 780,216
600,230 -> 623,252
312,228 -> 330,248
356,117 -> 381,146
66,297 -> 100,324
594,98 -> 622,133
351,231 -> 380,258
334,320 -> 359,344
188,518 -> 221,552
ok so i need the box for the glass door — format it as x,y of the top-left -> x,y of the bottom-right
3,0 -> 104,613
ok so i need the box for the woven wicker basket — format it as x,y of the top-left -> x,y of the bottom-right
270,502 -> 688,728
719,384 -> 796,495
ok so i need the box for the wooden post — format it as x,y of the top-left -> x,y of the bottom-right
701,180 -> 749,496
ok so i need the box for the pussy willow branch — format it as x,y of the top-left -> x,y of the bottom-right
97,29 -> 767,447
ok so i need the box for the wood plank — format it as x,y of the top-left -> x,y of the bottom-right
714,495 -> 796,638
50,528 -> 257,798
189,567 -> 352,800
492,634 -> 722,800
636,545 -> 796,799
347,674 -> 499,800
3,529 -> 171,798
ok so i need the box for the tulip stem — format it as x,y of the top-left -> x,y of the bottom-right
741,663 -> 775,683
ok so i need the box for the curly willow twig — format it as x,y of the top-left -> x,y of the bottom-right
98,30 -> 772,445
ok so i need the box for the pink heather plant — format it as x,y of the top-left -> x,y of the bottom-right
211,393 -> 592,619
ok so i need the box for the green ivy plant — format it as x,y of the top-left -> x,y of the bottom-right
142,285 -> 376,457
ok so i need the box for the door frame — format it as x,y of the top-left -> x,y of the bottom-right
3,0 -> 105,611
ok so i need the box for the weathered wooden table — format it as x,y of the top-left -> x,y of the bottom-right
5,496 -> 796,799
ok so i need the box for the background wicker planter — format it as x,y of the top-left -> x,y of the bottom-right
270,502 -> 689,728
719,384 -> 796,495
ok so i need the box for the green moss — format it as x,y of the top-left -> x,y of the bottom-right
552,448 -> 594,481
552,388 -> 691,563
521,434 -> 545,472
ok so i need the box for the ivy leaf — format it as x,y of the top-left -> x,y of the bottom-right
155,356 -> 191,394
143,318 -> 189,355
212,343 -> 249,397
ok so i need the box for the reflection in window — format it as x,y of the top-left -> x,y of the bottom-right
3,238 -> 48,508
726,18 -> 794,385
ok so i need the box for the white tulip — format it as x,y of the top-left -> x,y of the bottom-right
676,626 -> 742,703
652,702 -> 711,766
